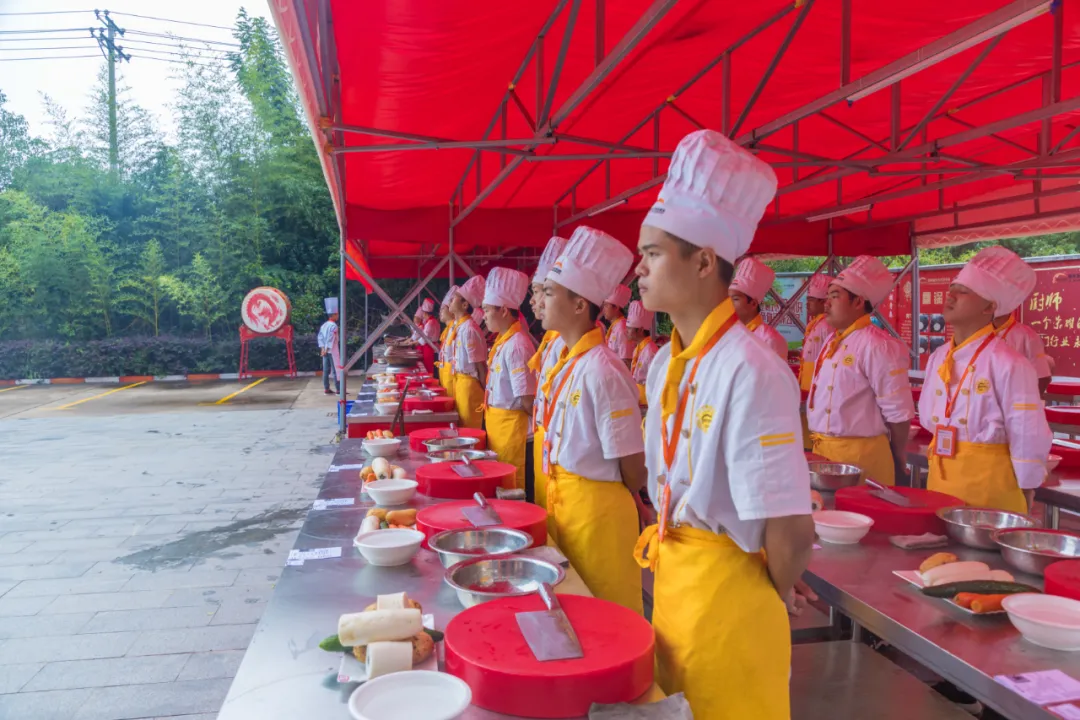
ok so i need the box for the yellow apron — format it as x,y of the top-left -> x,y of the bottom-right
798,361 -> 814,393
637,383 -> 647,406
812,433 -> 896,486
484,406 -> 529,490
929,441 -> 1026,513
548,465 -> 643,614
533,427 -> 551,520
635,525 -> 790,720
438,362 -> 453,393
799,410 -> 812,452
453,374 -> 485,429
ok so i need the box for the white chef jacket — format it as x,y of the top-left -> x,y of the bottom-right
317,320 -> 337,350
452,318 -> 488,380
645,323 -> 812,553
749,320 -> 789,360
486,331 -> 537,412
534,334 -> 566,430
631,338 -> 659,384
807,323 -> 915,437
411,317 -> 441,347
544,343 -> 644,482
606,317 -> 634,360
996,318 -> 1052,379
800,315 -> 831,368
920,332 -> 1051,490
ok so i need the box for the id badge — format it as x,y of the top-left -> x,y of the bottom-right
934,424 -> 958,459
657,475 -> 671,543
542,440 -> 551,475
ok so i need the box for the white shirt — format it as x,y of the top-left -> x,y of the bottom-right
920,332 -> 1051,490
411,317 -> 441,347
997,319 -> 1052,379
452,318 -> 488,379
544,343 -> 645,482
807,323 -> 915,437
486,331 -> 537,411
631,338 -> 659,384
749,319 -> 789,360
800,315 -> 831,368
534,333 -> 567,430
606,317 -> 634,360
645,323 -> 812,553
317,320 -> 337,350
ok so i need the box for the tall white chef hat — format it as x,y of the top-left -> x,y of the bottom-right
642,129 -> 777,263
419,298 -> 435,314
954,246 -> 1036,316
457,275 -> 486,309
547,226 -> 634,308
831,256 -> 893,307
324,297 -> 339,314
808,273 -> 832,300
729,257 -> 775,304
534,236 -> 568,284
627,300 -> 654,330
442,285 -> 459,307
483,267 -> 529,309
605,284 -> 631,309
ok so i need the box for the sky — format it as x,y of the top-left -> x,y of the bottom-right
0,0 -> 275,141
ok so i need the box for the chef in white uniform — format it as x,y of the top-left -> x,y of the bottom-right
985,250 -> 1053,395
449,276 -> 489,429
603,283 -> 635,368
729,257 -> 788,359
627,300 -> 659,405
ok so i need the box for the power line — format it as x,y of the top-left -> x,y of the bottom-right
122,38 -> 234,54
125,29 -> 239,47
127,46 -> 234,60
0,54 -> 99,61
0,27 -> 95,34
0,35 -> 96,42
0,10 -> 93,15
0,45 -> 96,51
108,12 -> 235,32
132,54 -> 230,68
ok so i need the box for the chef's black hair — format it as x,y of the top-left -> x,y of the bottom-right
669,233 -> 735,284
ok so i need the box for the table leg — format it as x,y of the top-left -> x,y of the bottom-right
1049,505 -> 1061,530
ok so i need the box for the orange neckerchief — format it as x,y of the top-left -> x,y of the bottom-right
540,328 -> 605,430
745,314 -> 763,332
938,323 -> 995,387
605,316 -> 625,343
528,330 -> 559,372
662,299 -> 738,422
995,316 -> 1018,342
631,337 -> 651,376
804,313 -> 825,339
487,320 -> 521,367
814,314 -> 872,376
444,315 -> 469,358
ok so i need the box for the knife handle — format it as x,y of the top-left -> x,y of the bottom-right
865,478 -> 886,492
473,492 -> 488,510
537,582 -> 560,611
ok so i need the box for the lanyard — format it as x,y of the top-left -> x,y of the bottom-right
745,315 -> 763,332
808,315 -> 871,411
943,333 -> 995,420
542,352 -> 590,432
996,317 -> 1017,342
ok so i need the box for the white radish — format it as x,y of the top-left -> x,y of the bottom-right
990,569 -> 1015,583
372,457 -> 391,479
920,561 -> 991,587
391,467 -> 409,479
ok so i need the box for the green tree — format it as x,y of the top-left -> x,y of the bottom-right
119,239 -> 168,335
0,90 -> 42,190
161,253 -> 229,339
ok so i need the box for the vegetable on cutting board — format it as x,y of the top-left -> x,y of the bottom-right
921,580 -> 1038,598
919,552 -> 957,574
318,591 -> 444,676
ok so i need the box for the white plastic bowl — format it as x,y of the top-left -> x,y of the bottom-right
813,510 -> 874,545
365,478 -> 417,506
1049,454 -> 1063,473
363,438 -> 402,457
1003,593 -> 1080,651
353,528 -> 424,567
374,402 -> 399,416
349,670 -> 471,720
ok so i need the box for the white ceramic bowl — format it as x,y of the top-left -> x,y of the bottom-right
1049,454 -> 1063,473
365,478 -> 418,506
353,528 -> 424,567
1002,593 -> 1080,651
812,510 -> 874,545
374,402 -> 399,416
363,438 -> 402,457
349,670 -> 471,720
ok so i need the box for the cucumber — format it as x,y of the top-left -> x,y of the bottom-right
319,634 -> 352,654
920,580 -> 1039,598
423,628 -> 444,642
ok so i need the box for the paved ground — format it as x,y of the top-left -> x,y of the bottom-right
0,378 -> 343,719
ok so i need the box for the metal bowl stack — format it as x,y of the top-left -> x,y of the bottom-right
444,556 -> 564,608
428,527 -> 533,569
426,449 -> 493,463
936,507 -> 1035,550
994,529 -> 1080,576
807,462 -> 862,492
423,437 -> 480,453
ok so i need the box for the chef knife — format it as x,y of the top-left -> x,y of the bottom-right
515,582 -> 584,662
865,478 -> 923,508
438,423 -> 460,439
460,491 -> 502,527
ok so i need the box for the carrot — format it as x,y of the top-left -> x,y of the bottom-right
953,593 -> 979,609
970,594 -> 1009,614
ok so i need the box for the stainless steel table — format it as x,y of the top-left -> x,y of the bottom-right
218,439 -> 651,720
806,534 -> 1080,720
346,378 -> 459,434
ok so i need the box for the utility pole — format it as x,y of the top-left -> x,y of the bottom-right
92,10 -> 129,176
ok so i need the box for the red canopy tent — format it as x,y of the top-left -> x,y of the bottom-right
267,0 -> 1080,429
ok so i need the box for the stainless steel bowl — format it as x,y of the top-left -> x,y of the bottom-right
808,462 -> 862,491
423,437 -> 480,453
994,528 -> 1080,576
444,556 -> 564,608
936,507 -> 1036,550
426,449 -> 492,463
428,527 -> 533,568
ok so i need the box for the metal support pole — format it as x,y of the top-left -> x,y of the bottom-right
338,234 -> 348,436
595,0 -> 605,65
890,83 -> 901,149
840,0 -> 851,86
910,227 -> 920,371
721,52 -> 731,136
448,205 -> 455,288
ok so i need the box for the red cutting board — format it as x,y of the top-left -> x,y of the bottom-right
408,427 -> 487,453
403,395 -> 455,412
1053,439 -> 1080,470
415,498 -> 547,549
415,460 -> 516,500
397,375 -> 439,389
835,486 -> 963,535
1046,560 -> 1080,601
1049,380 -> 1080,398
444,594 -> 654,718
1047,405 -> 1080,426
